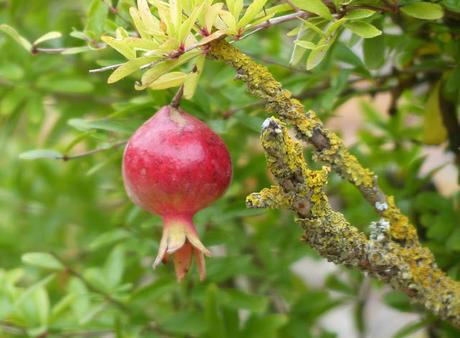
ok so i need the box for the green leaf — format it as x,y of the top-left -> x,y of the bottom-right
19,149 -> 63,160
363,21 -> 385,69
291,0 -> 332,19
50,294 -> 77,321
89,229 -> 132,250
184,56 -> 205,99
160,311 -> 206,335
85,0 -> 109,37
345,9 -> 376,20
238,0 -> 268,28
0,62 -> 24,80
447,228 -> 460,250
16,274 -> 56,308
221,289 -> 268,313
393,320 -> 430,338
22,253 -> 64,270
344,21 -> 382,38
33,31 -> 62,46
108,56 -> 157,83
101,36 -> 136,59
422,82 -> 447,145
383,291 -> 412,312
295,40 -> 317,49
443,0 -> 460,13
69,278 -> 90,321
0,24 -> 32,50
205,284 -> 227,338
241,314 -> 288,338
401,2 -> 444,20
148,71 -> 187,90
306,43 -> 332,70
104,245 -> 125,288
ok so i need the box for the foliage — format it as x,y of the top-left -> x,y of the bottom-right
1,0 -> 460,337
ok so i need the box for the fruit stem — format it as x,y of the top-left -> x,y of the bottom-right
170,85 -> 184,108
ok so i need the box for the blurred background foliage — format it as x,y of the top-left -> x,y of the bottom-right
1,0 -> 460,337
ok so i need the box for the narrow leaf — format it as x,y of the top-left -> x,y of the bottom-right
101,36 -> 136,59
19,149 -> 63,160
295,40 -> 316,49
22,253 -> 64,270
33,31 -> 62,46
183,56 -> 205,99
401,2 -> 444,20
345,9 -> 376,20
0,24 -> 32,50
422,82 -> 447,145
291,0 -> 332,19
108,56 -> 157,83
345,21 -> 382,38
137,0 -> 162,36
238,0 -> 268,28
148,71 -> 187,90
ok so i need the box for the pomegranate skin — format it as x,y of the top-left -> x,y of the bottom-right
122,105 -> 232,280
123,105 -> 232,216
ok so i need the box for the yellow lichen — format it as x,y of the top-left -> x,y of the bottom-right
210,38 -> 460,327
383,196 -> 418,243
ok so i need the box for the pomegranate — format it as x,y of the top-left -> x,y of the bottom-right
122,105 -> 232,281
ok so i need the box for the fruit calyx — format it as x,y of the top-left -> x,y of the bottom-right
154,215 -> 211,281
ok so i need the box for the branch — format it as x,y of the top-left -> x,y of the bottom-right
61,140 -> 127,161
208,39 -> 417,245
247,117 -> 460,327
208,39 -> 460,327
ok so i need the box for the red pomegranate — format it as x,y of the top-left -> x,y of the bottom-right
122,105 -> 232,281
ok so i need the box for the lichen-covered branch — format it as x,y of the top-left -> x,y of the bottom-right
246,118 -> 460,327
208,38 -> 417,245
208,39 -> 460,326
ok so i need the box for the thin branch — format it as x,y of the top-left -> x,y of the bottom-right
0,321 -> 26,335
56,329 -> 114,337
61,140 -> 127,161
89,62 -> 124,73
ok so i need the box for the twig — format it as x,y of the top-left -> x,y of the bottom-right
0,320 -> 27,335
56,329 -> 114,337
89,62 -> 124,73
61,140 -> 127,161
